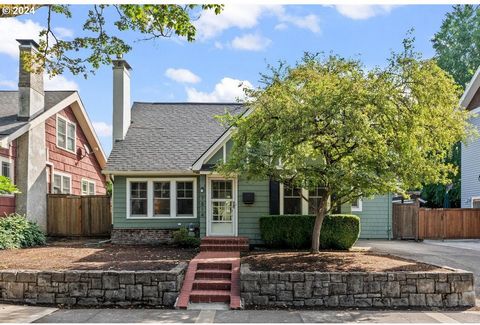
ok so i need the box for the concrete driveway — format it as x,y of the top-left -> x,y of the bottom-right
356,239 -> 480,296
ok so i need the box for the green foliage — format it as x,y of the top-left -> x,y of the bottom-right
219,36 -> 473,252
0,214 -> 46,250
172,227 -> 200,248
432,5 -> 480,88
259,215 -> 360,250
0,176 -> 19,195
421,143 -> 461,208
18,4 -> 223,78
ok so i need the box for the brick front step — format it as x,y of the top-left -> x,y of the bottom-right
201,236 -> 249,245
190,290 -> 230,303
197,262 -> 232,270
195,269 -> 232,280
193,279 -> 232,291
200,244 -> 249,252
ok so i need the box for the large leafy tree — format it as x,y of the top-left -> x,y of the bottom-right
423,5 -> 480,207
4,4 -> 222,77
432,4 -> 480,88
218,40 -> 472,253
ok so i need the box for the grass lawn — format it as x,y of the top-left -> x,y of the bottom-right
242,249 -> 450,273
0,238 -> 197,271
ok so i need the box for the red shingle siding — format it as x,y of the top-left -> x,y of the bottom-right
45,106 -> 106,195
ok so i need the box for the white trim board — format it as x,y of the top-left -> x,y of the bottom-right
460,65 -> 480,108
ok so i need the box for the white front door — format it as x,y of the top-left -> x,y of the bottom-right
207,177 -> 237,236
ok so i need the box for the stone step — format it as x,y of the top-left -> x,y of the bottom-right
197,262 -> 232,270
195,269 -> 232,280
193,279 -> 232,291
189,290 -> 231,303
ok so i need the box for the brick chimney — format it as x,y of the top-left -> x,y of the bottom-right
112,59 -> 132,145
17,39 -> 44,120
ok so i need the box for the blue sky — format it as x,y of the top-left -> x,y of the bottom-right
0,4 -> 452,154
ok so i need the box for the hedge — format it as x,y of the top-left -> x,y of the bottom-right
0,213 -> 46,249
259,214 -> 360,250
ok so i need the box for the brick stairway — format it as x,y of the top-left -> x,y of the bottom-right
175,237 -> 249,309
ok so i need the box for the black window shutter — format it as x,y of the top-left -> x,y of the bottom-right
269,179 -> 280,215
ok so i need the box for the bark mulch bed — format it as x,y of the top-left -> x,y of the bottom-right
242,250 -> 450,273
0,238 -> 197,271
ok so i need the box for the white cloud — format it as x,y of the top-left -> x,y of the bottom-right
230,33 -> 271,52
335,5 -> 396,20
165,68 -> 201,84
0,18 -> 43,58
92,121 -> 112,137
53,27 -> 74,39
195,5 -> 320,40
186,77 -> 253,103
214,41 -> 224,49
44,75 -> 79,90
0,80 -> 16,89
274,23 -> 288,31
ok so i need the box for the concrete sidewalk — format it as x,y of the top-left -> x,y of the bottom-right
0,304 -> 57,323
25,307 -> 480,323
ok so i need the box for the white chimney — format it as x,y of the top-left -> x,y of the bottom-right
17,39 -> 44,120
112,59 -> 132,144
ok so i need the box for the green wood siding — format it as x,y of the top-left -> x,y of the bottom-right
199,175 -> 207,237
351,194 -> 392,239
237,179 -> 270,244
112,176 -> 200,229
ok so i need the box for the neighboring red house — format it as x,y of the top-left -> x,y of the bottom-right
0,39 -> 107,230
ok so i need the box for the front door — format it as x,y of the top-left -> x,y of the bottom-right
207,178 -> 237,236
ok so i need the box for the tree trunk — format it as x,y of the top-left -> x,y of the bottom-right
311,193 -> 329,254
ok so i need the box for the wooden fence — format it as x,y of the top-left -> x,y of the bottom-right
47,194 -> 111,237
393,203 -> 480,240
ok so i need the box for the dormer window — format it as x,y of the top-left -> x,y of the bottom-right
57,115 -> 76,152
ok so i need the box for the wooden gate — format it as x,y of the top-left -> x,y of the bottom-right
392,203 -> 419,240
393,203 -> 480,240
47,194 -> 111,237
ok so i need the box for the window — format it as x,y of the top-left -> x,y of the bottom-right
57,115 -> 76,152
351,198 -> 363,212
154,181 -> 170,215
127,178 -> 196,218
1,161 -> 10,179
130,181 -> 148,215
472,197 -> 480,208
283,185 -> 302,215
177,181 -> 194,216
308,187 -> 323,214
53,173 -> 71,194
81,179 -> 95,195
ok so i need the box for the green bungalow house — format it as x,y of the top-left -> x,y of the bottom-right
103,60 -> 392,245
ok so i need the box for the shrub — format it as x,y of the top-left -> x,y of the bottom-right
259,214 -> 360,250
0,213 -> 46,249
172,227 -> 200,248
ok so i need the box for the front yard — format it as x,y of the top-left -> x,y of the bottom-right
0,238 -> 197,271
242,250 -> 450,273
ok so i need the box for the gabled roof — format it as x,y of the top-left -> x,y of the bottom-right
104,102 -> 245,174
460,66 -> 480,110
0,90 -> 107,168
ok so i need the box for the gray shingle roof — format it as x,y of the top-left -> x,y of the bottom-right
105,102 -> 245,172
0,91 -> 75,137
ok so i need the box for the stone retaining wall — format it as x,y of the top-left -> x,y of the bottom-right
241,264 -> 476,308
0,263 -> 186,307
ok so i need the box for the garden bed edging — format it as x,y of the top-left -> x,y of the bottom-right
240,264 -> 476,308
0,263 -> 187,307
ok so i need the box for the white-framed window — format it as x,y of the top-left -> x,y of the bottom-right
127,178 -> 197,219
56,115 -> 76,153
351,198 -> 363,212
279,184 -> 324,215
471,197 -> 480,208
0,157 -> 12,180
53,172 -> 72,194
81,179 -> 96,195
